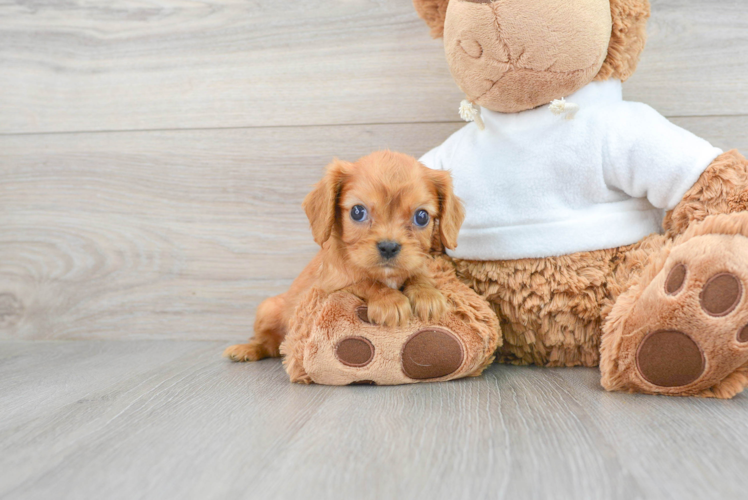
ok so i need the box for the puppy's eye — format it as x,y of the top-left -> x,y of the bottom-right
413,209 -> 430,227
350,205 -> 368,222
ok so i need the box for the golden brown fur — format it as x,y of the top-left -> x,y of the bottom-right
664,150 -> 748,237
454,233 -> 666,367
594,0 -> 651,82
412,0 -> 451,38
224,151 -> 465,362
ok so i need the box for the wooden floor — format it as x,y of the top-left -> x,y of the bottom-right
2,341 -> 748,500
2,1 -> 748,498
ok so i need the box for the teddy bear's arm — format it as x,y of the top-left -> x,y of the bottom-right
664,150 -> 748,237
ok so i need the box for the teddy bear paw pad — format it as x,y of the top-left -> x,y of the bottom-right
636,330 -> 705,388
348,380 -> 377,386
738,324 -> 748,343
335,337 -> 375,367
700,273 -> 742,317
401,328 -> 464,380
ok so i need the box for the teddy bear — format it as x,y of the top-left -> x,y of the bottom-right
274,0 -> 748,398
407,0 -> 748,398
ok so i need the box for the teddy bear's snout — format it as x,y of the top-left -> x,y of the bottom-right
443,0 -> 614,113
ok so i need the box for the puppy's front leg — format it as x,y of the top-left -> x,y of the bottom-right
403,274 -> 449,322
347,280 -> 411,327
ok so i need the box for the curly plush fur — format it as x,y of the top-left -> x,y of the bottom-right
454,233 -> 666,367
594,0 -> 651,82
452,151 -> 748,372
664,150 -> 748,237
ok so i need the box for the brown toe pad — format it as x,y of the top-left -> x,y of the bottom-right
665,264 -> 687,295
356,306 -> 372,324
701,273 -> 743,317
401,328 -> 464,380
335,337 -> 374,367
349,380 -> 377,386
636,330 -> 705,388
738,324 -> 748,344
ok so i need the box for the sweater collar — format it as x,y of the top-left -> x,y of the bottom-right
479,79 -> 623,129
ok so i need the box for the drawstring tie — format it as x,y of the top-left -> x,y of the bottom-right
459,99 -> 485,130
550,98 -> 580,120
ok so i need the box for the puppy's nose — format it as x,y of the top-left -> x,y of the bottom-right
377,241 -> 401,260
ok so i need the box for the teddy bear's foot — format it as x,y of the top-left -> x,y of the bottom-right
283,294 -> 494,386
601,213 -> 748,398
279,257 -> 501,385
334,309 -> 466,382
336,322 -> 467,384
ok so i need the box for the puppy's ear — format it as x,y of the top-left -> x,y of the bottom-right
428,168 -> 465,250
302,159 -> 350,246
413,0 -> 451,39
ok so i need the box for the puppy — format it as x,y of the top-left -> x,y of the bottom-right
224,150 -> 465,362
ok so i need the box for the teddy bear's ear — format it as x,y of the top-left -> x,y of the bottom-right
413,0 -> 451,39
596,0 -> 651,82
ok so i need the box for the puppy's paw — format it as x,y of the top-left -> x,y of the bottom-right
223,341 -> 269,362
367,291 -> 412,327
404,284 -> 449,323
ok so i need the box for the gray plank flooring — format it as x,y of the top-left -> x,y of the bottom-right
1,341 -> 748,500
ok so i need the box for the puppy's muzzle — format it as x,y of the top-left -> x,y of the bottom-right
377,240 -> 401,260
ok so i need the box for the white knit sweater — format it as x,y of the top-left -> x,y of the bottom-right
421,80 -> 722,260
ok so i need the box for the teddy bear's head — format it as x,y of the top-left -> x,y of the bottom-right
414,0 -> 651,113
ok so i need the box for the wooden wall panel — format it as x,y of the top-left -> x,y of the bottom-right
0,0 -> 746,135
1,116 -> 745,340
0,123 -> 457,340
